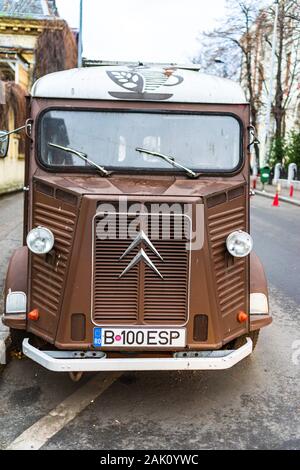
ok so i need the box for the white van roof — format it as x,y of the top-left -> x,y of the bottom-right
31,64 -> 247,104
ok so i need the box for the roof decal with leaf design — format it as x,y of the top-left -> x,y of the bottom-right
31,64 -> 247,104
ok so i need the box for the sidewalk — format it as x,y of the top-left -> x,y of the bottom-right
0,192 -> 23,365
251,179 -> 300,206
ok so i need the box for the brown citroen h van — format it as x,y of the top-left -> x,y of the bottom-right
1,64 -> 271,378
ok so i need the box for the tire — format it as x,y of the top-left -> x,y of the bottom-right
69,372 -> 84,382
232,330 -> 260,351
10,330 -> 48,355
8,329 -> 27,352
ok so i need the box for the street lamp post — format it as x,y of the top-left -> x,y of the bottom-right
77,0 -> 83,68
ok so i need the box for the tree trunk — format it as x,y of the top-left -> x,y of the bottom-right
246,42 -> 259,167
273,5 -> 285,142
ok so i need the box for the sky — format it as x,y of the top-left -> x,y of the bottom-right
55,0 -> 226,63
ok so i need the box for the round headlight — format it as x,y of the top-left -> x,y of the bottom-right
226,230 -> 253,258
26,226 -> 54,255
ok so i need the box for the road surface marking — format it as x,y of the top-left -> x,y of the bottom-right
7,372 -> 121,450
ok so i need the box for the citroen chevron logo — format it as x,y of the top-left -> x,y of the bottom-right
119,230 -> 164,279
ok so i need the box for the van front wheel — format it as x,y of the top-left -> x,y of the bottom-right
232,330 -> 260,352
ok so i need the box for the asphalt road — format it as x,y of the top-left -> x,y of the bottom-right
0,192 -> 299,450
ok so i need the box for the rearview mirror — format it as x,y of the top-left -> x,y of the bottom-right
0,131 -> 9,158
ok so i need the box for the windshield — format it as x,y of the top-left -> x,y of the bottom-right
39,110 -> 241,172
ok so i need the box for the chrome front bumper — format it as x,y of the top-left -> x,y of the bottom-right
22,338 -> 253,372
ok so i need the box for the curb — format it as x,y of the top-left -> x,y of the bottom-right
0,323 -> 9,365
255,190 -> 300,207
0,339 -> 6,365
0,188 -> 23,200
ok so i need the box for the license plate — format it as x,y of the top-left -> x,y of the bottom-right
93,327 -> 186,348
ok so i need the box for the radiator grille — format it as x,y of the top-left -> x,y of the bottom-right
93,212 -> 190,325
94,239 -> 139,323
31,199 -> 76,318
143,241 -> 189,324
208,201 -> 247,322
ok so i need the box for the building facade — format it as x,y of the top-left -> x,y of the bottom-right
0,0 -> 76,194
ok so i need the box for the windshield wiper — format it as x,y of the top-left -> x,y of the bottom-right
48,143 -> 111,177
136,147 -> 200,179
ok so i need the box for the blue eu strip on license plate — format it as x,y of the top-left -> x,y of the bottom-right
93,328 -> 102,347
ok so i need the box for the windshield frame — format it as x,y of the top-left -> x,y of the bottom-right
36,106 -> 244,176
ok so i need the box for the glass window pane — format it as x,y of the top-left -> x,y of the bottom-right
40,110 -> 241,172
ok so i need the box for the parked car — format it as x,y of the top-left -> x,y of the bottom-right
0,64 -> 272,379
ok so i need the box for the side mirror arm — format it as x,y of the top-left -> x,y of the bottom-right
0,121 -> 32,142
247,125 -> 260,150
